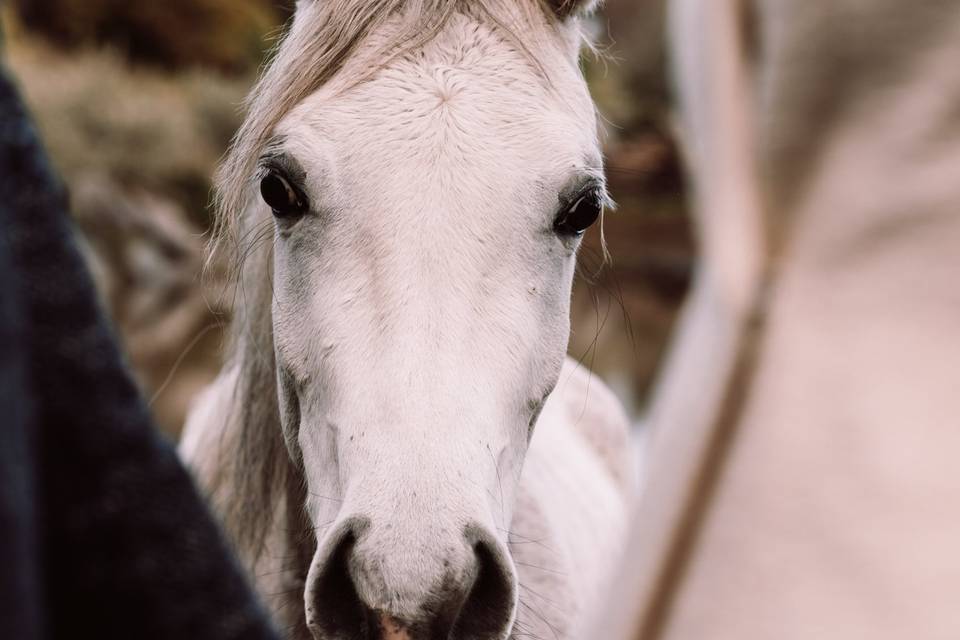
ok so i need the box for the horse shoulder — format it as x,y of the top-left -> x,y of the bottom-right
550,356 -> 635,496
506,358 -> 634,638
178,365 -> 240,494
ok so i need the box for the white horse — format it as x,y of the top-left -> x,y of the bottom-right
179,1 -> 633,638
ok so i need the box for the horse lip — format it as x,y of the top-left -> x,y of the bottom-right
375,612 -> 414,640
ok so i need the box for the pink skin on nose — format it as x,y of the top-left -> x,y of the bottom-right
379,614 -> 412,640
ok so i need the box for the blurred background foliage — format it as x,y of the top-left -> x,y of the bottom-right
2,0 -> 692,435
13,0 -> 291,72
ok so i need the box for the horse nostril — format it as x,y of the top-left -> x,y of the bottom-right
451,528 -> 518,640
306,521 -> 379,639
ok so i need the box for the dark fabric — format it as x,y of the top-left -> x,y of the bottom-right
0,65 -> 279,639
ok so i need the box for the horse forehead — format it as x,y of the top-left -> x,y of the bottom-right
287,24 -> 594,170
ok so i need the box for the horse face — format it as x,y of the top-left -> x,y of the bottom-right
265,12 -> 602,639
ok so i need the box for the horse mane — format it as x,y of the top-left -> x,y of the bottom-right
208,0 -> 581,567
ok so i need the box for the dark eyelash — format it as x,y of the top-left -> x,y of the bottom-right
256,151 -> 307,187
562,183 -> 610,212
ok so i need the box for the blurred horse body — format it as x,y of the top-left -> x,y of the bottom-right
179,1 -> 632,638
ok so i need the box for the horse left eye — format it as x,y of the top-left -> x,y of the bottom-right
260,169 -> 307,218
554,191 -> 602,235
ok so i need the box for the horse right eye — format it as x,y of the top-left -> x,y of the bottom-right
554,190 -> 602,235
260,170 -> 307,218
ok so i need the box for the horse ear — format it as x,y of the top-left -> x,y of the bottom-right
545,0 -> 601,19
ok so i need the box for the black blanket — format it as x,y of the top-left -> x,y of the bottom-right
0,62 -> 279,640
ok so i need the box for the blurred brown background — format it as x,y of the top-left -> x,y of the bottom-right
3,0 -> 693,436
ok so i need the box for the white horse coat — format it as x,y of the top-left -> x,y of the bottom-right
180,1 -> 632,638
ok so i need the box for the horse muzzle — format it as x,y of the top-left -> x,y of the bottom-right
305,516 -> 517,640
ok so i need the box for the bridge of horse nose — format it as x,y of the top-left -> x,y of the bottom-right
307,520 -> 517,640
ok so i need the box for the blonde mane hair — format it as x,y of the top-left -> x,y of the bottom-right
206,0 -> 587,574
